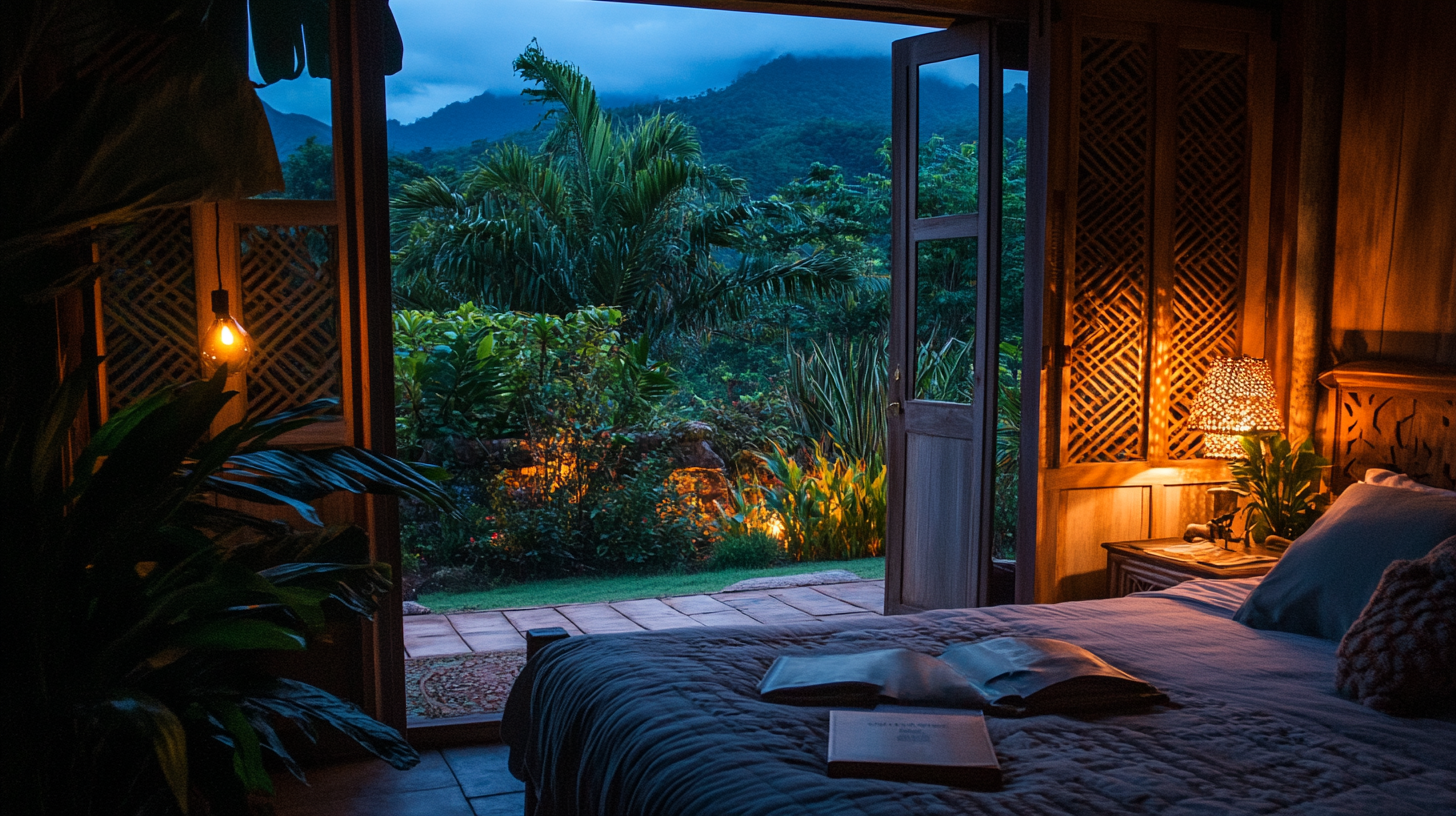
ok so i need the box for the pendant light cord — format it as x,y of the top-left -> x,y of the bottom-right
215,201 -> 224,291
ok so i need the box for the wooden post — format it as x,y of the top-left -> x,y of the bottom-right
1287,0 -> 1344,443
331,0 -> 406,733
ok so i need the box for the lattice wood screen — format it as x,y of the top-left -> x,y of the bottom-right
1068,37 -> 1151,464
98,208 -> 199,412
1167,49 -> 1247,459
239,225 -> 343,418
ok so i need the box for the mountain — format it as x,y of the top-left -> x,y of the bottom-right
624,54 -> 1028,193
262,101 -> 332,158
395,55 -> 1028,196
386,89 -> 656,152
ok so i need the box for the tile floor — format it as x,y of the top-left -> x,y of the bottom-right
272,743 -> 523,816
403,579 -> 887,658
281,580 -> 888,813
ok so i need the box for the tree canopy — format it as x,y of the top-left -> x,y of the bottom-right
389,44 -> 857,343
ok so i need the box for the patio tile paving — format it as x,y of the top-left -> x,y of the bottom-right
501,607 -> 584,636
405,633 -> 473,658
768,586 -> 865,616
405,580 -> 885,659
663,594 -> 735,615
611,598 -> 703,630
448,611 -> 518,634
718,594 -> 818,625
404,614 -> 459,636
557,603 -> 647,634
458,631 -> 527,652
692,609 -> 760,627
813,580 -> 886,612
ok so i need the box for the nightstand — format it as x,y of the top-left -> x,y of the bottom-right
1101,537 -> 1283,598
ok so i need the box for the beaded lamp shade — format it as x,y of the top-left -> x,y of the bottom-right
1188,356 -> 1283,458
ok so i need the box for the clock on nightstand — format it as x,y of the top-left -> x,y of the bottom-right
1101,538 -> 1284,598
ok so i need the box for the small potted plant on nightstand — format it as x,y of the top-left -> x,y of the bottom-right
1228,433 -> 1330,547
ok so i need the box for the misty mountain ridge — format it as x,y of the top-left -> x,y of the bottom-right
262,101 -> 332,158
386,89 -> 658,152
266,54 -> 1028,195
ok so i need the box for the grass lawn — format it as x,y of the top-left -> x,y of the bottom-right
419,557 -> 886,613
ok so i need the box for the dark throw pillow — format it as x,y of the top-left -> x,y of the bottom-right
1233,483 -> 1456,640
1336,536 -> 1456,716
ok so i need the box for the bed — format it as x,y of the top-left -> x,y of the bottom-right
502,577 -> 1456,815
501,364 -> 1456,814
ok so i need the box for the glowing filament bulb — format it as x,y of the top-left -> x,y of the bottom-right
201,289 -> 252,374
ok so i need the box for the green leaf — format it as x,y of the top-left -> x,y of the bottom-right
174,619 -> 307,652
1,35 -> 281,281
247,679 -> 420,770
31,357 -> 100,497
102,691 -> 189,813
212,700 -> 273,794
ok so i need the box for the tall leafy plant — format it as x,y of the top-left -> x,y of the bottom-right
749,444 -> 886,562
1229,433 -> 1330,543
5,367 -> 454,815
389,43 -> 855,341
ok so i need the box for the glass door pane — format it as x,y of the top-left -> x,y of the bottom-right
917,55 -> 981,218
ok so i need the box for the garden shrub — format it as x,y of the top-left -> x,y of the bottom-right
691,392 -> 796,473
745,444 -> 887,562
394,304 -> 673,464
398,306 -> 707,582
402,452 -> 705,585
708,530 -> 784,570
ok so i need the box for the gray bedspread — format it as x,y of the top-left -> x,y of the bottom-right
501,579 -> 1456,815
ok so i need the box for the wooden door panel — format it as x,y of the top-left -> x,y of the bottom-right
901,433 -> 978,609
887,21 -> 1003,614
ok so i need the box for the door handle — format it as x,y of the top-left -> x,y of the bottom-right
888,401 -> 902,416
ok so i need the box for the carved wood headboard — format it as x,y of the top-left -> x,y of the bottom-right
1319,362 -> 1456,492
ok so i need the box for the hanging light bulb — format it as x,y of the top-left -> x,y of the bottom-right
201,288 -> 252,374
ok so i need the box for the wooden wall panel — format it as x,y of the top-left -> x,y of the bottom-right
97,208 -> 199,415
1057,486 -> 1148,601
1065,34 -> 1152,465
1156,482 -> 1226,539
1329,0 -> 1456,368
1037,0 -> 1272,603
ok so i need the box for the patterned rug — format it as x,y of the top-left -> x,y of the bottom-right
405,650 -> 527,719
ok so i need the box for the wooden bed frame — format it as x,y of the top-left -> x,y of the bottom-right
1319,361 -> 1456,492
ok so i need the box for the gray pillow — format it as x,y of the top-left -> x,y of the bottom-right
1233,483 -> 1456,640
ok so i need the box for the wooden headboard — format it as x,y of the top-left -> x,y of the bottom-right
1319,362 -> 1456,492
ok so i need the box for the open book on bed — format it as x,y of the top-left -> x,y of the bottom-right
760,637 -> 1169,716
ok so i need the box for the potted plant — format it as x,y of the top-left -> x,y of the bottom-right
1228,433 -> 1330,546
5,364 -> 454,815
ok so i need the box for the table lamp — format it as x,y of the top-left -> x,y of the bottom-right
1188,356 -> 1283,459
1186,356 -> 1283,547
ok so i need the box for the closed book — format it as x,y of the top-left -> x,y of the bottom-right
826,707 -> 1001,790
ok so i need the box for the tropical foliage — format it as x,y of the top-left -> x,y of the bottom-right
390,44 -> 857,342
725,444 -> 887,563
393,304 -> 672,463
389,45 -> 1034,586
5,365 -> 453,815
1229,433 -> 1331,543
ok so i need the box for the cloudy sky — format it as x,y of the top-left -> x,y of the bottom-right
255,0 -> 938,124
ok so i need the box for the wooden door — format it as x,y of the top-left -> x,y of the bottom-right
885,22 -> 1006,614
1035,0 -> 1275,603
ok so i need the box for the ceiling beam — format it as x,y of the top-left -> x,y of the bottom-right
603,0 -> 1030,28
